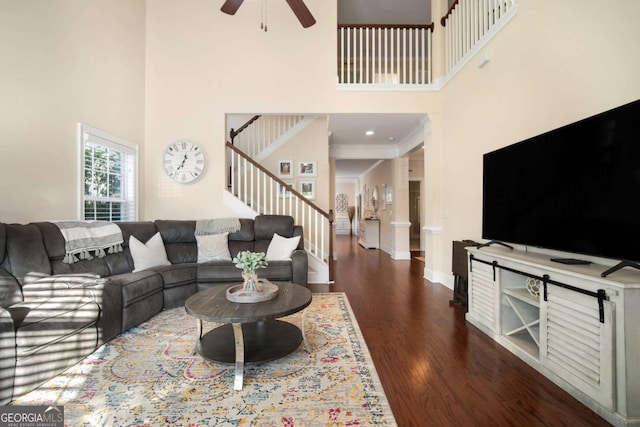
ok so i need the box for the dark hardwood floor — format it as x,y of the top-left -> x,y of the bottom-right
310,235 -> 611,427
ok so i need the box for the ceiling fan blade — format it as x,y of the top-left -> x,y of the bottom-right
221,0 -> 244,15
285,0 -> 316,28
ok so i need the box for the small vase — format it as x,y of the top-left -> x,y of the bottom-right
241,271 -> 259,292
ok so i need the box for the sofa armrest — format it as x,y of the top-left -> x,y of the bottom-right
0,306 -> 16,405
291,249 -> 308,286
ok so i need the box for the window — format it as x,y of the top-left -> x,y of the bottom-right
79,124 -> 138,221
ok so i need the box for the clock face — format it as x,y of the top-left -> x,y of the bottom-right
163,140 -> 206,183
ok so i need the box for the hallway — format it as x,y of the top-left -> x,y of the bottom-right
317,235 -> 609,426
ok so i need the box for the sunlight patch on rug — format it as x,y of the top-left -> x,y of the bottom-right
12,292 -> 397,426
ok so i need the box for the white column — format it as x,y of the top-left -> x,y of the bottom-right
391,156 -> 411,260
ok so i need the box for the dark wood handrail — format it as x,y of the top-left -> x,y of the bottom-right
227,141 -> 335,282
338,23 -> 434,31
230,115 -> 261,143
441,0 -> 460,26
226,142 -> 331,220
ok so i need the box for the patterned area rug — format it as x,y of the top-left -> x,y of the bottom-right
13,293 -> 397,426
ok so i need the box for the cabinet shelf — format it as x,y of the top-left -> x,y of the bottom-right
504,330 -> 540,359
502,290 -> 540,355
503,287 -> 539,307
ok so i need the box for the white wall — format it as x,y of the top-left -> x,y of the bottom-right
0,0 -> 146,222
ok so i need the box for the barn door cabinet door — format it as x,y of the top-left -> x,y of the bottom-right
539,285 -> 615,410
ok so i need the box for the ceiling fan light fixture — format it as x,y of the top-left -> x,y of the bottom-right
221,0 -> 315,30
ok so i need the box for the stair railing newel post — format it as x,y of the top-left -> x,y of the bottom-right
328,209 -> 334,282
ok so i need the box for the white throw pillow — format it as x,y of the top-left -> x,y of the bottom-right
265,233 -> 301,261
196,232 -> 232,263
129,232 -> 171,272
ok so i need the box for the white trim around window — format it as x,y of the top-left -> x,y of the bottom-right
78,123 -> 139,221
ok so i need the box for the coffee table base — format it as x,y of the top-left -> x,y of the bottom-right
196,320 -> 302,390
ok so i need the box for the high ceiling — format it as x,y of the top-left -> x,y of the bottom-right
332,0 -> 433,179
338,0 -> 432,25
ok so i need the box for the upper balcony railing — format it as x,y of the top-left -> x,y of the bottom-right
337,0 -> 517,89
441,0 -> 517,74
337,24 -> 434,87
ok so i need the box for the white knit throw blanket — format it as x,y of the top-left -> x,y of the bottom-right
195,218 -> 241,235
54,221 -> 124,264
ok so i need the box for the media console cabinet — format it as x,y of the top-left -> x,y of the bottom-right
466,245 -> 640,427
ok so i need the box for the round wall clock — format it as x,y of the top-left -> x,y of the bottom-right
163,140 -> 207,183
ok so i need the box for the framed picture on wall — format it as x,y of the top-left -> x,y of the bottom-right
299,179 -> 316,200
278,160 -> 293,178
278,181 -> 294,198
297,161 -> 317,177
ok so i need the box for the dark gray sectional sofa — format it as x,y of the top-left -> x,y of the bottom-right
0,214 -> 307,404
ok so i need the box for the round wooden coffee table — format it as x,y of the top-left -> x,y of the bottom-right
184,281 -> 312,390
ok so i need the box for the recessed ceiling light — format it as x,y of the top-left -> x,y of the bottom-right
388,137 -> 395,141
365,130 -> 375,136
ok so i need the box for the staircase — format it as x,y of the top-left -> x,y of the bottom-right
230,115 -> 315,162
225,115 -> 333,284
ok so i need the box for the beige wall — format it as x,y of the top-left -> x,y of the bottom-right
359,160 -> 395,253
0,0 -> 146,223
426,0 -> 640,285
334,182 -> 357,213
142,0 -> 440,220
263,117 -> 330,211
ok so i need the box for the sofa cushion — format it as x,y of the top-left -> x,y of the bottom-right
3,224 -> 51,285
155,220 -> 197,264
196,233 -> 232,262
155,220 -> 196,243
266,233 -> 301,261
0,268 -> 22,308
118,222 -> 158,247
254,215 -> 294,239
228,241 -> 254,258
228,218 -> 255,242
197,261 -> 242,284
13,296 -> 99,357
259,261 -> 298,282
151,263 -> 197,290
130,233 -> 171,273
35,222 -> 112,278
108,271 -> 163,308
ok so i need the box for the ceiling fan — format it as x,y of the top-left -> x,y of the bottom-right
221,0 -> 316,29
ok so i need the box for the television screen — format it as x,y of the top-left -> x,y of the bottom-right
482,99 -> 640,262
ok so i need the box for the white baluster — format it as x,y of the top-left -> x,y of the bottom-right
384,28 -> 388,83
347,27 -> 351,84
340,27 -> 344,83
365,27 -> 369,84
389,28 -> 393,83
377,27 -> 381,83
320,213 -> 325,262
358,27 -> 363,83
427,29 -> 432,82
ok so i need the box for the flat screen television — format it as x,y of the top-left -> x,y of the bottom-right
482,99 -> 640,263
